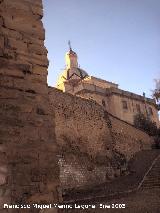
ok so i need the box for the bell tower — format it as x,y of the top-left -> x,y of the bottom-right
65,41 -> 78,69
56,42 -> 89,92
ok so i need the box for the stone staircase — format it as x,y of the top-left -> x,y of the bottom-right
63,151 -> 160,203
140,155 -> 160,190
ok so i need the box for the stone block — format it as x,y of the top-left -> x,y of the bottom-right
2,0 -> 30,12
0,58 -> 32,73
17,52 -> 48,67
13,78 -> 48,94
0,173 -> 7,186
28,43 -> 48,55
1,27 -> 23,40
3,49 -> 16,60
0,48 -> 3,56
0,35 -> 4,49
22,34 -> 44,46
25,74 -> 47,84
32,65 -> 48,76
0,76 -> 14,88
19,103 -> 33,113
7,149 -> 39,165
3,68 -> 25,78
31,5 -> 43,17
13,172 -> 31,186
3,14 -> 45,39
0,68 -> 5,75
25,0 -> 43,7
0,16 -> 4,26
6,37 -> 28,52
0,151 -> 7,164
0,88 -> 21,99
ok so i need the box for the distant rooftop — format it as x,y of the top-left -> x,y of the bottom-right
89,76 -> 118,87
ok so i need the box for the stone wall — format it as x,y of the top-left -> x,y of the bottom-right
0,0 -> 59,210
49,87 -> 115,189
49,88 -> 113,156
49,87 -> 152,190
108,114 -> 152,160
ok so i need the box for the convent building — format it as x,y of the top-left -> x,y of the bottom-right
56,45 -> 159,127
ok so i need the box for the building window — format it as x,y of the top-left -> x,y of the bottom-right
136,104 -> 141,113
102,99 -> 106,107
148,107 -> 153,116
122,100 -> 128,110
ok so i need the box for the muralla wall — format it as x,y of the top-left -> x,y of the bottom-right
0,0 -> 59,210
49,87 -> 152,190
49,87 -> 115,190
108,114 -> 152,160
0,0 -> 154,209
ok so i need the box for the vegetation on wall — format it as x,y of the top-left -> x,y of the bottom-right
153,79 -> 160,102
134,113 -> 160,148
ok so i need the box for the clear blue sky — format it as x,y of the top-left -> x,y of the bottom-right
42,0 -> 160,98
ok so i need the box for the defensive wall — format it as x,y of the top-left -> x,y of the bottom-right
0,0 -> 59,211
0,0 -> 155,210
49,87 -> 152,190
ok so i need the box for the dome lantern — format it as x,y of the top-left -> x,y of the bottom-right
65,41 -> 78,69
56,43 -> 89,91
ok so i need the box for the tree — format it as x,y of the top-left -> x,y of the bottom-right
134,113 -> 160,148
153,79 -> 160,102
134,113 -> 158,136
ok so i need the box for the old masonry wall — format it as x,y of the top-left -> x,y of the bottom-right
0,0 -> 59,211
49,87 -> 152,190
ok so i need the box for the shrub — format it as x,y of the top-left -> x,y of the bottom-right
134,113 -> 158,136
134,113 -> 160,149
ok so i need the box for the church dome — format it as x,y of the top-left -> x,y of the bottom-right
56,42 -> 89,87
57,67 -> 89,87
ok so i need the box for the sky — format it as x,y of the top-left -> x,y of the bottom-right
42,0 -> 160,98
